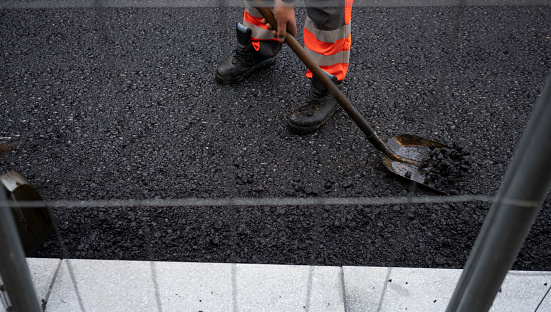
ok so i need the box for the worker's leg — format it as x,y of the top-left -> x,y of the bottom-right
215,2 -> 282,85
287,0 -> 353,134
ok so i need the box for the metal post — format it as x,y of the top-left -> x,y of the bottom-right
0,186 -> 43,312
446,75 -> 551,312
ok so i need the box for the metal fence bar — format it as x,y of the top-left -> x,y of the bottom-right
0,187 -> 42,312
8,194 -> 493,209
446,74 -> 551,312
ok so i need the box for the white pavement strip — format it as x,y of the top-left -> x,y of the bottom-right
343,267 -> 551,312
26,258 -> 61,301
40,259 -> 344,312
0,0 -> 549,9
19,258 -> 551,312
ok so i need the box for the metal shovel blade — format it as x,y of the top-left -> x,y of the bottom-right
381,134 -> 450,189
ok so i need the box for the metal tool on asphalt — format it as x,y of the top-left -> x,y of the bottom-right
1,171 -> 53,255
253,2 -> 451,191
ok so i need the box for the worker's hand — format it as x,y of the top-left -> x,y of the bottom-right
262,0 -> 297,43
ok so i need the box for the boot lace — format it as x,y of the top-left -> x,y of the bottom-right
232,49 -> 253,64
298,90 -> 327,117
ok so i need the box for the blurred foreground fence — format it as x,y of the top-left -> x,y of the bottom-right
1,0 -> 551,311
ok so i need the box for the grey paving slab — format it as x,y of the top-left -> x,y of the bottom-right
343,266 -> 460,311
0,258 -> 60,310
30,258 -> 551,312
341,266 -> 389,311
26,258 -> 62,303
45,259 -> 159,312
155,262 -> 345,312
234,263 -> 344,312
343,266 -> 551,312
154,261 -> 233,312
44,259 -> 345,312
537,282 -> 551,311
492,270 -> 551,312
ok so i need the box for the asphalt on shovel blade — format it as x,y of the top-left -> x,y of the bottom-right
381,134 -> 450,192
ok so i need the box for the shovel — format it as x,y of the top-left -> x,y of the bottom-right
253,3 -> 451,191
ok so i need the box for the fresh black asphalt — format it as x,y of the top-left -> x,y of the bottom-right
1,4 -> 551,270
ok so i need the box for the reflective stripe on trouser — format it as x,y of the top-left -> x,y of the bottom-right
243,2 -> 281,59
241,0 -> 352,80
304,0 -> 353,81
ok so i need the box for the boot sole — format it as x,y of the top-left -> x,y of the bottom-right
215,57 -> 276,85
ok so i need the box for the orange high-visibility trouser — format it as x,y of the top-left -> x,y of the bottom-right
243,0 -> 353,82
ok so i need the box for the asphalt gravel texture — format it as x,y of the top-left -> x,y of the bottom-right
1,4 -> 551,271
420,142 -> 474,194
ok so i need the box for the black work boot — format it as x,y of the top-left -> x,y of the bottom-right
287,73 -> 342,134
215,23 -> 277,85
